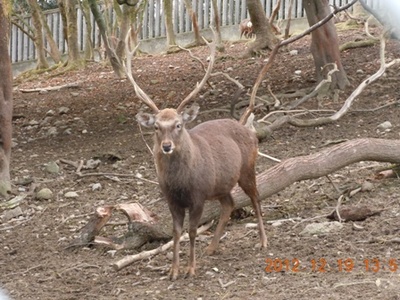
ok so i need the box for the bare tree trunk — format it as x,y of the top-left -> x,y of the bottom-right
245,0 -> 279,57
42,20 -> 63,64
64,0 -> 82,64
88,0 -> 125,78
0,0 -> 13,197
211,0 -> 223,50
117,138 -> 400,248
183,0 -> 203,46
27,0 -> 49,69
303,0 -> 349,90
115,4 -> 135,60
164,0 -> 177,49
80,0 -> 94,61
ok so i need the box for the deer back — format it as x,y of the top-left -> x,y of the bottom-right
160,119 -> 258,204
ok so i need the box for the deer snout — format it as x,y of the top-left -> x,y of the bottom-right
161,141 -> 174,154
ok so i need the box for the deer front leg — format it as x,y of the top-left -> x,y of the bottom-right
169,204 -> 185,281
187,202 -> 204,277
206,194 -> 234,255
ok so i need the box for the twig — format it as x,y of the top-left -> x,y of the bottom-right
335,195 -> 344,222
266,217 -> 301,224
267,85 -> 280,108
138,123 -> 153,156
357,237 -> 400,244
351,100 -> 400,112
218,278 -> 236,289
19,81 -> 81,93
292,213 -> 330,229
76,171 -> 159,185
257,151 -> 281,163
325,175 -> 342,194
259,109 -> 335,123
76,160 -> 84,174
333,280 -> 377,289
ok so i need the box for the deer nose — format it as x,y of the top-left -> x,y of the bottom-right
162,142 -> 173,154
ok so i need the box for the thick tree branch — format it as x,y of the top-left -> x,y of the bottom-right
240,0 -> 358,125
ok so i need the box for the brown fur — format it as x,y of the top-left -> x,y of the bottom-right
239,18 -> 254,39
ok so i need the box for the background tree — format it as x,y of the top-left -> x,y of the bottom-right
12,0 -> 62,67
79,0 -> 94,60
88,0 -> 129,78
183,0 -> 202,46
59,0 -> 83,67
164,0 -> 177,50
0,0 -> 13,197
302,0 -> 349,91
27,0 -> 50,69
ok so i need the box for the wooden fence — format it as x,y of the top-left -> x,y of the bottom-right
10,0 -> 377,64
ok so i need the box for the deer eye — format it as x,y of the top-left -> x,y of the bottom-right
154,124 -> 159,131
176,123 -> 182,130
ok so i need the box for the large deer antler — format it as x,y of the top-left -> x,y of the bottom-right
176,28 -> 217,113
125,28 -> 217,113
125,31 -> 160,113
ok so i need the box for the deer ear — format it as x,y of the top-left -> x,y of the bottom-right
136,112 -> 156,127
182,104 -> 199,123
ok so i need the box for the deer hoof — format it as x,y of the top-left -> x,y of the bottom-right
185,267 -> 196,278
205,246 -> 216,256
169,268 -> 179,281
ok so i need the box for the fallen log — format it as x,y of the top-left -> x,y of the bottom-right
149,138 -> 400,232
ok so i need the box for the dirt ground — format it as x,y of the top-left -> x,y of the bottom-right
1,25 -> 400,300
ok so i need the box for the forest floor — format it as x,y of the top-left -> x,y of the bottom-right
1,24 -> 400,300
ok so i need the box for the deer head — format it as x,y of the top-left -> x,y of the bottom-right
136,105 -> 199,155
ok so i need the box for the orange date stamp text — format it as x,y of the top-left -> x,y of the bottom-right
264,258 -> 399,273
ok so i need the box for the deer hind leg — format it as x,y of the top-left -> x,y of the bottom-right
205,194 -> 234,255
168,204 -> 185,281
239,176 -> 268,249
187,202 -> 204,277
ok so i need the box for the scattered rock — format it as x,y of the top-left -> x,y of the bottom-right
63,128 -> 72,135
40,116 -> 53,126
91,183 -> 102,191
377,121 -> 392,131
361,181 -> 374,192
64,191 -> 79,198
289,50 -> 298,55
300,221 -> 343,236
45,161 -> 60,174
2,206 -> 24,221
86,159 -> 101,169
47,127 -> 58,136
28,120 -> 39,126
36,188 -> 53,200
294,70 -> 302,75
59,107 -> 70,114
46,110 -> 56,116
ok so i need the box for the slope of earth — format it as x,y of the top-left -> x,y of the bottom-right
1,26 -> 400,300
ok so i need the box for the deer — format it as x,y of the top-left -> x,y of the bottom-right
239,18 -> 254,39
125,30 -> 267,280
